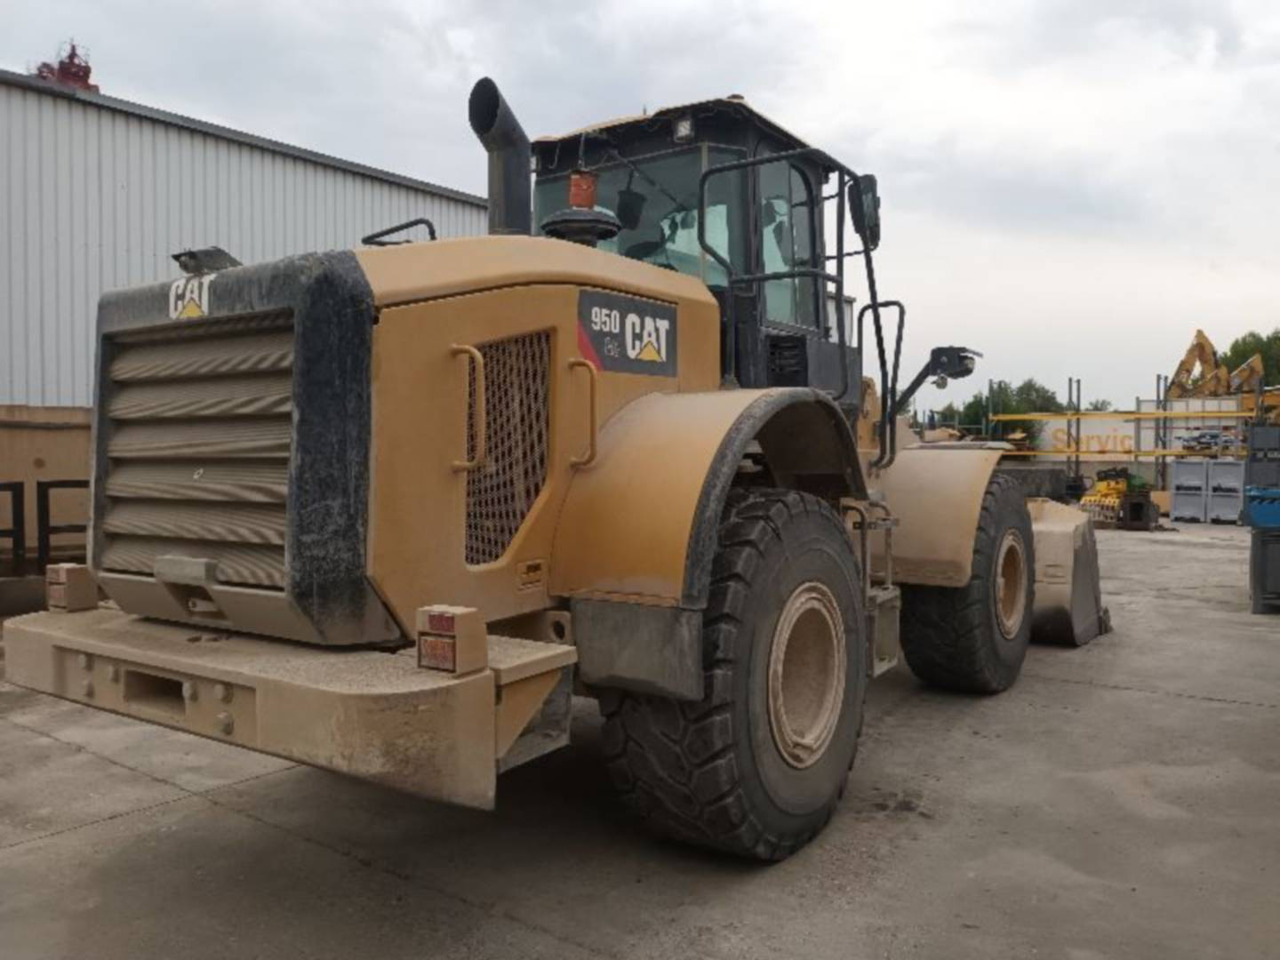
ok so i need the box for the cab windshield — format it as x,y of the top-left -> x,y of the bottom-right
534,146 -> 747,287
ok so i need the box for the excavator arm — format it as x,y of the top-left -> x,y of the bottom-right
1229,353 -> 1264,394
1168,329 -> 1229,399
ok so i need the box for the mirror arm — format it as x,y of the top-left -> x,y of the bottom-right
889,345 -> 982,424
891,365 -> 935,424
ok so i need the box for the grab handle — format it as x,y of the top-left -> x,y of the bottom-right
569,358 -> 598,468
451,344 -> 486,471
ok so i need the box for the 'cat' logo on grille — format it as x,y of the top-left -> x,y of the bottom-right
168,274 -> 214,319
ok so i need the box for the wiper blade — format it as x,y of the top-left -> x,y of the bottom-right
606,147 -> 689,215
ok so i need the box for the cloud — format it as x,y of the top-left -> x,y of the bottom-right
5,0 -> 1280,408
1022,0 -> 1246,62
879,142 -> 1148,233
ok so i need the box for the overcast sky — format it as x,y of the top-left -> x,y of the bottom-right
5,0 -> 1279,411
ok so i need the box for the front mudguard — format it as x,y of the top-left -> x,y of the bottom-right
870,446 -> 1107,645
870,445 -> 1007,587
551,388 -> 864,699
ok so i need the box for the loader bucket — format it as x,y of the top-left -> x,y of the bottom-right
1026,499 -> 1110,646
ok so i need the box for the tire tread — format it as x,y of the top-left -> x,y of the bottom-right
898,473 -> 1034,693
600,488 -> 855,861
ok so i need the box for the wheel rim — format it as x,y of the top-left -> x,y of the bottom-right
767,581 -> 846,770
994,529 -> 1028,640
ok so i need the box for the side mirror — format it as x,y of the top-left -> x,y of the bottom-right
848,174 -> 880,251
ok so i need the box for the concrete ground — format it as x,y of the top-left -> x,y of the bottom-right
1,525 -> 1277,960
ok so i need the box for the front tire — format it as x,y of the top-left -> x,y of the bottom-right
601,489 -> 867,861
899,473 -> 1035,694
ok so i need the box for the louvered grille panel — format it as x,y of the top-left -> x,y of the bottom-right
103,501 -> 287,545
109,375 -> 293,420
109,328 -> 294,381
109,418 -> 292,459
105,462 -> 288,502
99,312 -> 293,590
99,538 -> 285,589
465,331 -> 551,566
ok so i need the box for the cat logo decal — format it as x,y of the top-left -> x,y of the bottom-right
168,274 -> 214,319
577,290 -> 677,377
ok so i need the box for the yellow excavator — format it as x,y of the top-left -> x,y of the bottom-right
1230,354 -> 1266,395
1166,329 -> 1263,399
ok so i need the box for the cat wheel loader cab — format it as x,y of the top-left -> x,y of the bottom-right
4,77 -> 1105,861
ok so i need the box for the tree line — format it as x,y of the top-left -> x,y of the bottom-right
927,327 -> 1280,440
931,379 -> 1111,440
1220,328 -> 1280,383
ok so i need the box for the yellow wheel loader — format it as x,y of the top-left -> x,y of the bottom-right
4,79 -> 1106,860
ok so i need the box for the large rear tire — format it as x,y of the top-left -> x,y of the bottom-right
600,489 -> 867,861
899,473 -> 1035,694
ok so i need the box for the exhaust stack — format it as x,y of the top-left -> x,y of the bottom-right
468,78 -> 532,236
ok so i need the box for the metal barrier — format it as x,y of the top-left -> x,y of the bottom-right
0,481 -> 26,576
35,479 -> 89,570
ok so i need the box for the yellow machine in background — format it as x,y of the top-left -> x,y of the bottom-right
1080,468 -> 1158,530
1230,354 -> 1265,394
1167,329 -> 1263,401
1081,471 -> 1129,522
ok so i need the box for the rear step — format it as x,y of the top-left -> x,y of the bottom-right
3,607 -> 576,809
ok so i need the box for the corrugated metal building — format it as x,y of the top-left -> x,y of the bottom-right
0,68 -> 487,408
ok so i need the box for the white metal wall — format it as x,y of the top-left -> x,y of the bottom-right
1,76 -> 488,407
1135,397 -> 1243,452
1032,397 -> 1244,461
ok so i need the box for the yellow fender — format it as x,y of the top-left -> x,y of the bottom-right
551,387 -> 863,606
871,444 -> 1108,646
550,387 -> 863,698
869,444 -> 1007,587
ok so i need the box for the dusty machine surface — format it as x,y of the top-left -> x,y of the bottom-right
5,78 -> 1105,860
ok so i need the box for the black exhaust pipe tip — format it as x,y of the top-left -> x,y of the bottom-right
469,77 -> 532,236
468,77 -> 501,139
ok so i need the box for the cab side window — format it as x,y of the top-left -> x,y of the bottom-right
759,162 -> 817,328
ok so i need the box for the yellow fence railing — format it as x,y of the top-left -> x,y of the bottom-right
988,410 -> 1252,422
995,448 -> 1243,459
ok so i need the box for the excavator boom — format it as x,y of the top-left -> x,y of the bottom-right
1168,328 -> 1229,399
1229,353 -> 1264,394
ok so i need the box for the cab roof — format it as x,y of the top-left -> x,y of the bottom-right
533,95 -> 815,156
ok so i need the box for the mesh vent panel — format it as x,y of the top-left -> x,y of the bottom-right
465,331 -> 552,565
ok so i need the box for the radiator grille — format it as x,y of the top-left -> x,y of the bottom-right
767,334 -> 807,386
465,331 -> 551,566
99,313 -> 294,589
